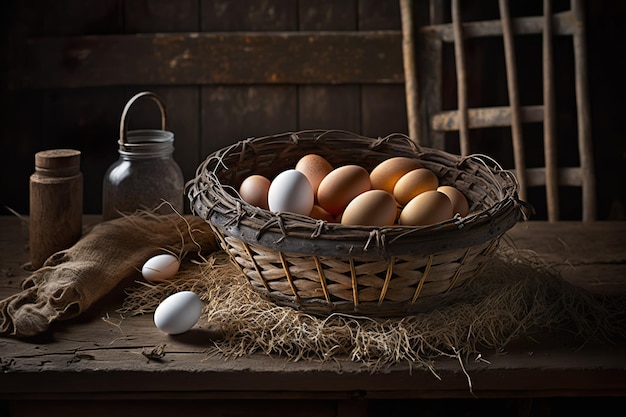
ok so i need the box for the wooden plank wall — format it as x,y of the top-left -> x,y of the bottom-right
1,0 -> 624,220
1,0 -> 411,215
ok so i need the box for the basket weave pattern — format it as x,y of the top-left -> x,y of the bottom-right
189,130 -> 525,316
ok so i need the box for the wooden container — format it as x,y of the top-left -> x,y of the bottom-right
29,149 -> 83,269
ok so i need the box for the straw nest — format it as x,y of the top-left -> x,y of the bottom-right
118,239 -> 625,375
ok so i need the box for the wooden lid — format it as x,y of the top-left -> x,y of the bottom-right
35,149 -> 81,170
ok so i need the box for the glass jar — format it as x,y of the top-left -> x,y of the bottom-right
102,92 -> 184,221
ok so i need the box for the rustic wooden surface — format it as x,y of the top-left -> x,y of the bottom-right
1,216 -> 625,412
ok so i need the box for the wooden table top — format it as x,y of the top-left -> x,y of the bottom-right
1,216 -> 625,400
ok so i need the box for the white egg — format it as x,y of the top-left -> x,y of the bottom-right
268,169 -> 314,215
142,253 -> 180,283
154,291 -> 203,335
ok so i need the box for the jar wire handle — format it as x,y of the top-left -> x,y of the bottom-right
119,91 -> 167,144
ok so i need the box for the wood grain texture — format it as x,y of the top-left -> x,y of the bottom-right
28,169 -> 82,269
200,85 -> 298,157
200,0 -> 298,31
502,221 -> 626,296
431,105 -> 545,131
124,0 -> 198,33
358,0 -> 407,137
12,32 -> 403,89
419,10 -> 578,41
297,0 -> 360,133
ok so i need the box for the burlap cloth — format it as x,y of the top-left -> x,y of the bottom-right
0,212 -> 217,337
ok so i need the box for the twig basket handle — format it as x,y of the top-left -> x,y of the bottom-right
119,91 -> 167,144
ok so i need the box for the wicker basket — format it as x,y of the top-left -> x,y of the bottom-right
188,130 -> 528,317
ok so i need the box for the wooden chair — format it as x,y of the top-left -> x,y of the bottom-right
400,0 -> 596,221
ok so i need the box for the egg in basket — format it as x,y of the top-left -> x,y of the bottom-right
188,130 -> 528,317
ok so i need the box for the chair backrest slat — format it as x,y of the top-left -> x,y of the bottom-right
499,0 -> 528,204
451,0 -> 470,157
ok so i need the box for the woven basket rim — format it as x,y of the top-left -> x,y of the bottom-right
188,130 -> 529,258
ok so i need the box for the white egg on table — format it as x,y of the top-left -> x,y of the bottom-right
267,169 -> 314,215
153,291 -> 203,335
142,253 -> 180,283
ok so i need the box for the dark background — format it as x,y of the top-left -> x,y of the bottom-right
1,0 -> 624,220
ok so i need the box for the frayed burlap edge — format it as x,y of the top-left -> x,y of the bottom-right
118,238 -> 625,379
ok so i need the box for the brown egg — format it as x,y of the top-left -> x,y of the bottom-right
295,154 -> 333,197
398,190 -> 453,226
369,157 -> 423,193
309,204 -> 335,222
437,185 -> 469,217
341,190 -> 397,226
238,174 -> 271,209
317,165 -> 371,216
393,168 -> 439,206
